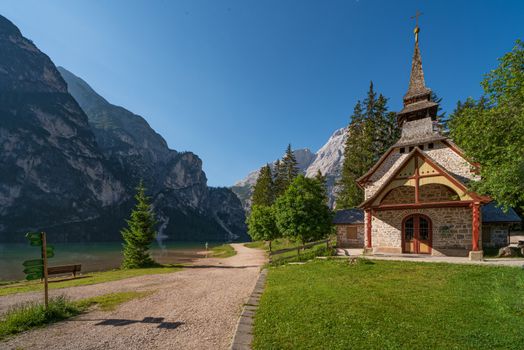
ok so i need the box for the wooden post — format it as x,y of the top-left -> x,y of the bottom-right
41,232 -> 49,309
471,203 -> 480,251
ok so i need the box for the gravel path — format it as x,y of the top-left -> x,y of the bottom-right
1,243 -> 266,350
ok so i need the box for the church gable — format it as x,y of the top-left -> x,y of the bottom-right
425,140 -> 480,184
360,148 -> 478,208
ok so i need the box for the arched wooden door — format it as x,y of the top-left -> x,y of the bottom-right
402,214 -> 432,254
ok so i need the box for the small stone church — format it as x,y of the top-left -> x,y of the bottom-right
335,25 -> 521,260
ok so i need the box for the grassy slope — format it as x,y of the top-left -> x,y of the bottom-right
209,244 -> 237,258
254,259 -> 524,350
246,239 -> 333,265
0,266 -> 180,296
0,291 -> 150,340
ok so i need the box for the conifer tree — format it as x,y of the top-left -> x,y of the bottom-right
336,83 -> 400,209
251,164 -> 275,206
273,159 -> 286,197
336,101 -> 370,209
121,181 -> 158,269
282,144 -> 299,187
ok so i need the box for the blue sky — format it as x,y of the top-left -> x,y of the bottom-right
1,0 -> 523,186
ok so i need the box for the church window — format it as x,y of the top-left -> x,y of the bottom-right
405,218 -> 414,241
419,217 -> 430,240
409,146 -> 414,152
428,143 -> 434,149
399,147 -> 405,154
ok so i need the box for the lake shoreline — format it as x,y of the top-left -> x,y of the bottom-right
0,241 -> 230,282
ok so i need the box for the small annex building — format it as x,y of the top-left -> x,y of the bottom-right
333,209 -> 365,248
352,24 -> 521,260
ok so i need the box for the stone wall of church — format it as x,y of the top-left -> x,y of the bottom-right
381,186 -> 415,204
419,183 -> 460,202
425,142 -> 479,183
371,206 -> 474,256
364,152 -> 407,200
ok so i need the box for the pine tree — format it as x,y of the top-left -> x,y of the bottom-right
336,83 -> 400,209
336,101 -> 369,209
273,159 -> 286,197
121,181 -> 158,269
251,164 -> 275,206
282,144 -> 299,187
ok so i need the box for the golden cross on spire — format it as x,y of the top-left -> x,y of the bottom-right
411,10 -> 423,43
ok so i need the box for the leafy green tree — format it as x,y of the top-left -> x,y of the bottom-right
448,40 -> 524,212
121,182 -> 158,268
247,205 -> 279,251
274,175 -> 333,244
251,164 -> 275,206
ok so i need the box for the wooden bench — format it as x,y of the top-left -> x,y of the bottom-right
47,264 -> 82,278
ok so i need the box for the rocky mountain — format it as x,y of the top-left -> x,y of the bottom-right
231,127 -> 347,208
231,148 -> 316,210
0,15 -> 247,243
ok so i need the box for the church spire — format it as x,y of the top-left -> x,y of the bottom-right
397,14 -> 438,128
404,35 -> 431,100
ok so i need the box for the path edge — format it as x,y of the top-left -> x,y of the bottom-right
229,268 -> 268,350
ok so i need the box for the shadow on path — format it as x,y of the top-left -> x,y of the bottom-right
69,317 -> 184,330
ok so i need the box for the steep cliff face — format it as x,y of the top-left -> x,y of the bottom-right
0,15 -> 125,240
232,128 -> 347,208
0,15 -> 247,242
57,67 -> 247,242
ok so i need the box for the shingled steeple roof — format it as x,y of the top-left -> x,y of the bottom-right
397,24 -> 438,127
404,40 -> 431,100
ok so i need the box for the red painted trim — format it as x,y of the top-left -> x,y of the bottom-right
365,209 -> 372,248
374,200 -> 473,211
472,203 -> 480,251
401,214 -> 432,254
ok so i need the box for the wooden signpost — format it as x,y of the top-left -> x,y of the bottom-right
24,231 -> 54,309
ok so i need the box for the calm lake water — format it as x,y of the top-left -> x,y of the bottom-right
0,241 -> 214,282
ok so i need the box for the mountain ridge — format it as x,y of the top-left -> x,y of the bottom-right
231,127 -> 347,209
0,15 -> 247,243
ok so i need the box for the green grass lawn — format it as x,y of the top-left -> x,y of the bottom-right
208,244 -> 237,258
253,259 -> 524,350
0,266 -> 180,297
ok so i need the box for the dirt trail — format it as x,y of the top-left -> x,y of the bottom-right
0,243 -> 266,350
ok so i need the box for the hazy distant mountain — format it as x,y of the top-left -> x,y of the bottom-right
0,14 -> 247,243
231,127 -> 347,209
231,149 -> 316,210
